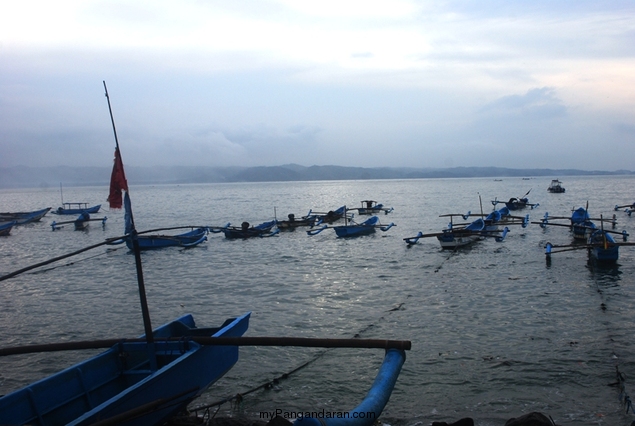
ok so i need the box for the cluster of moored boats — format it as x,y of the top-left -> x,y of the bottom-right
4,192 -> 635,265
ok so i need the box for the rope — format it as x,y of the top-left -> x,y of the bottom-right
28,247 -> 125,275
588,267 -> 635,419
613,366 -> 635,415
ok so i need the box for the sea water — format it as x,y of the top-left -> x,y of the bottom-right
1,176 -> 634,425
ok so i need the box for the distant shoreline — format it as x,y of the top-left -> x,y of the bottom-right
1,164 -> 633,189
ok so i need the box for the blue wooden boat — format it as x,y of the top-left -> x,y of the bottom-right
107,227 -> 208,249
537,207 -> 617,241
0,312 -> 250,426
55,203 -> 102,215
313,206 -> 348,224
0,207 -> 51,225
222,220 -> 279,239
491,196 -> 538,211
588,230 -> 619,263
404,211 -> 510,249
294,348 -> 405,426
276,212 -> 318,230
307,216 -> 395,237
333,216 -> 395,238
0,220 -> 17,236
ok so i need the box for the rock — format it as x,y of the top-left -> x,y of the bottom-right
504,412 -> 556,426
431,418 -> 474,426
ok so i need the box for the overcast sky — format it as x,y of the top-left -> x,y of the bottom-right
1,1 -> 634,171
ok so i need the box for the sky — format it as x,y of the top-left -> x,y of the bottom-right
1,1 -> 634,171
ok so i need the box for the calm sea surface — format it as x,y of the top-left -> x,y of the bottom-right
1,176 -> 635,426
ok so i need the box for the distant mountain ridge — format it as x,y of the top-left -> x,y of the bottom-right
1,164 -> 632,189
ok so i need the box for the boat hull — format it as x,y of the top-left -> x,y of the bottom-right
223,221 -> 277,239
126,228 -> 208,250
55,205 -> 101,215
0,313 -> 250,426
333,217 -> 379,238
0,207 -> 51,225
0,221 -> 17,236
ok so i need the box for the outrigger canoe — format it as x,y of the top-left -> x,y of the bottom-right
491,189 -> 539,211
54,203 -> 101,215
0,313 -> 251,426
107,227 -> 208,250
51,213 -> 108,231
404,210 -> 512,249
276,212 -> 318,230
221,221 -> 279,239
354,200 -> 394,215
0,207 -> 51,225
307,215 -> 395,238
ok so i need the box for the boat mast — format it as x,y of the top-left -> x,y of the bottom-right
103,81 -> 156,356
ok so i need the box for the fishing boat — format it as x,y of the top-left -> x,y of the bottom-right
51,213 -> 108,231
276,212 -> 318,230
55,202 -> 102,215
313,206 -> 348,224
308,215 -> 396,237
108,227 -> 209,250
587,230 -> 620,263
544,229 -> 631,264
491,190 -> 538,211
0,207 -> 51,225
547,179 -> 565,193
354,200 -> 394,215
0,220 -> 17,236
403,211 -> 510,249
535,206 -> 617,241
222,220 -> 279,239
436,218 -> 487,249
0,313 -> 251,426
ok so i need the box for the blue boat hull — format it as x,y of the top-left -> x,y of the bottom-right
0,207 -> 51,225
55,205 -> 101,215
0,312 -> 250,426
0,221 -> 17,236
588,231 -> 619,263
126,228 -> 208,250
334,217 -> 379,238
223,221 -> 277,239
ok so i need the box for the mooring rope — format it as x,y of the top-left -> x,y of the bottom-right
588,266 -> 635,419
28,247 -> 125,275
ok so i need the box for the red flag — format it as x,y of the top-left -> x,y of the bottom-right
108,147 -> 128,209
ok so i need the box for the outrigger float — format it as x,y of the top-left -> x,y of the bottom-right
614,202 -> 635,216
